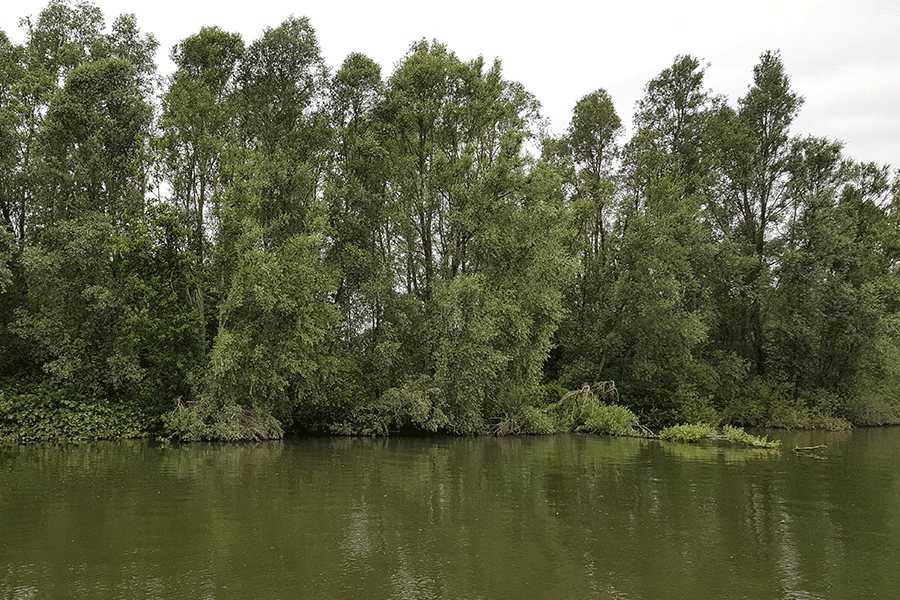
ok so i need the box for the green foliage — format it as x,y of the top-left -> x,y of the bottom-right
16,215 -> 140,399
659,423 -> 781,448
37,56 -> 151,223
2,3 -> 900,441
324,39 -> 573,435
0,383 -> 145,442
518,405 -> 562,435
0,229 -> 13,294
842,394 -> 900,427
708,51 -> 804,378
327,376 -> 451,437
552,382 -> 616,429
380,375 -> 451,433
161,25 -> 244,258
484,381 -> 648,438
721,425 -> 781,448
553,55 -> 722,429
657,423 -> 781,448
658,422 -> 717,443
487,384 -> 571,436
162,398 -> 283,441
13,209 -> 198,413
532,382 -> 569,407
205,230 -> 338,418
582,404 -> 640,437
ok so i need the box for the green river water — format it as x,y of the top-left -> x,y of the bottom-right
2,428 -> 899,599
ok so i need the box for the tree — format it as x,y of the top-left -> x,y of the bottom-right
0,31 -> 24,239
2,0 -> 106,243
567,89 -> 622,261
600,56 -> 718,424
769,153 -> 900,418
10,4 -> 176,414
628,55 -> 711,195
35,57 -> 151,223
163,26 -> 243,257
189,16 -> 338,436
711,50 -> 803,377
366,41 -> 572,433
546,89 -> 623,386
160,26 -> 244,358
322,52 -> 396,416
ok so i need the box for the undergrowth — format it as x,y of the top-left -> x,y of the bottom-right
0,386 -> 146,442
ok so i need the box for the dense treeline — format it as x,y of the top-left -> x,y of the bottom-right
2,1 -> 899,440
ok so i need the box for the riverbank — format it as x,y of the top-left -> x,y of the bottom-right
5,379 -> 896,445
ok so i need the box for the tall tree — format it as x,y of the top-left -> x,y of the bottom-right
162,26 -> 243,257
35,57 -> 151,223
192,16 -> 337,436
567,88 -> 622,261
12,6 -> 169,407
601,55 -> 718,424
547,89 -> 622,385
368,41 -> 571,433
160,26 -> 244,358
770,153 -> 900,416
712,50 -> 803,376
323,52 -> 395,413
3,0 -> 106,243
0,31 -> 24,239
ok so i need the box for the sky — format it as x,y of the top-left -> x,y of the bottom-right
2,0 -> 898,168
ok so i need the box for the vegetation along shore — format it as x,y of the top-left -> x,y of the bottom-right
2,1 -> 899,442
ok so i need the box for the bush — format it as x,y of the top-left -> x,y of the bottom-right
583,404 -> 640,436
721,377 -> 851,430
551,381 -> 619,430
658,422 -> 717,443
162,399 -> 283,441
520,405 -> 561,435
721,425 -> 781,448
671,384 -> 718,425
0,385 -> 145,442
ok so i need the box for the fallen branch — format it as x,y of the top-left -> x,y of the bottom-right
793,444 -> 827,459
793,444 -> 827,452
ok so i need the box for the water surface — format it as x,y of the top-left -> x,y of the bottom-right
2,429 -> 898,599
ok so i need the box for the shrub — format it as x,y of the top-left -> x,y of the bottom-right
583,404 -> 640,436
658,422 -> 717,443
520,405 -> 561,435
721,424 -> 781,448
843,399 -> 900,427
162,399 -> 283,441
1,386 -> 145,442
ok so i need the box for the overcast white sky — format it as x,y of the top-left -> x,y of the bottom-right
3,0 -> 898,168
